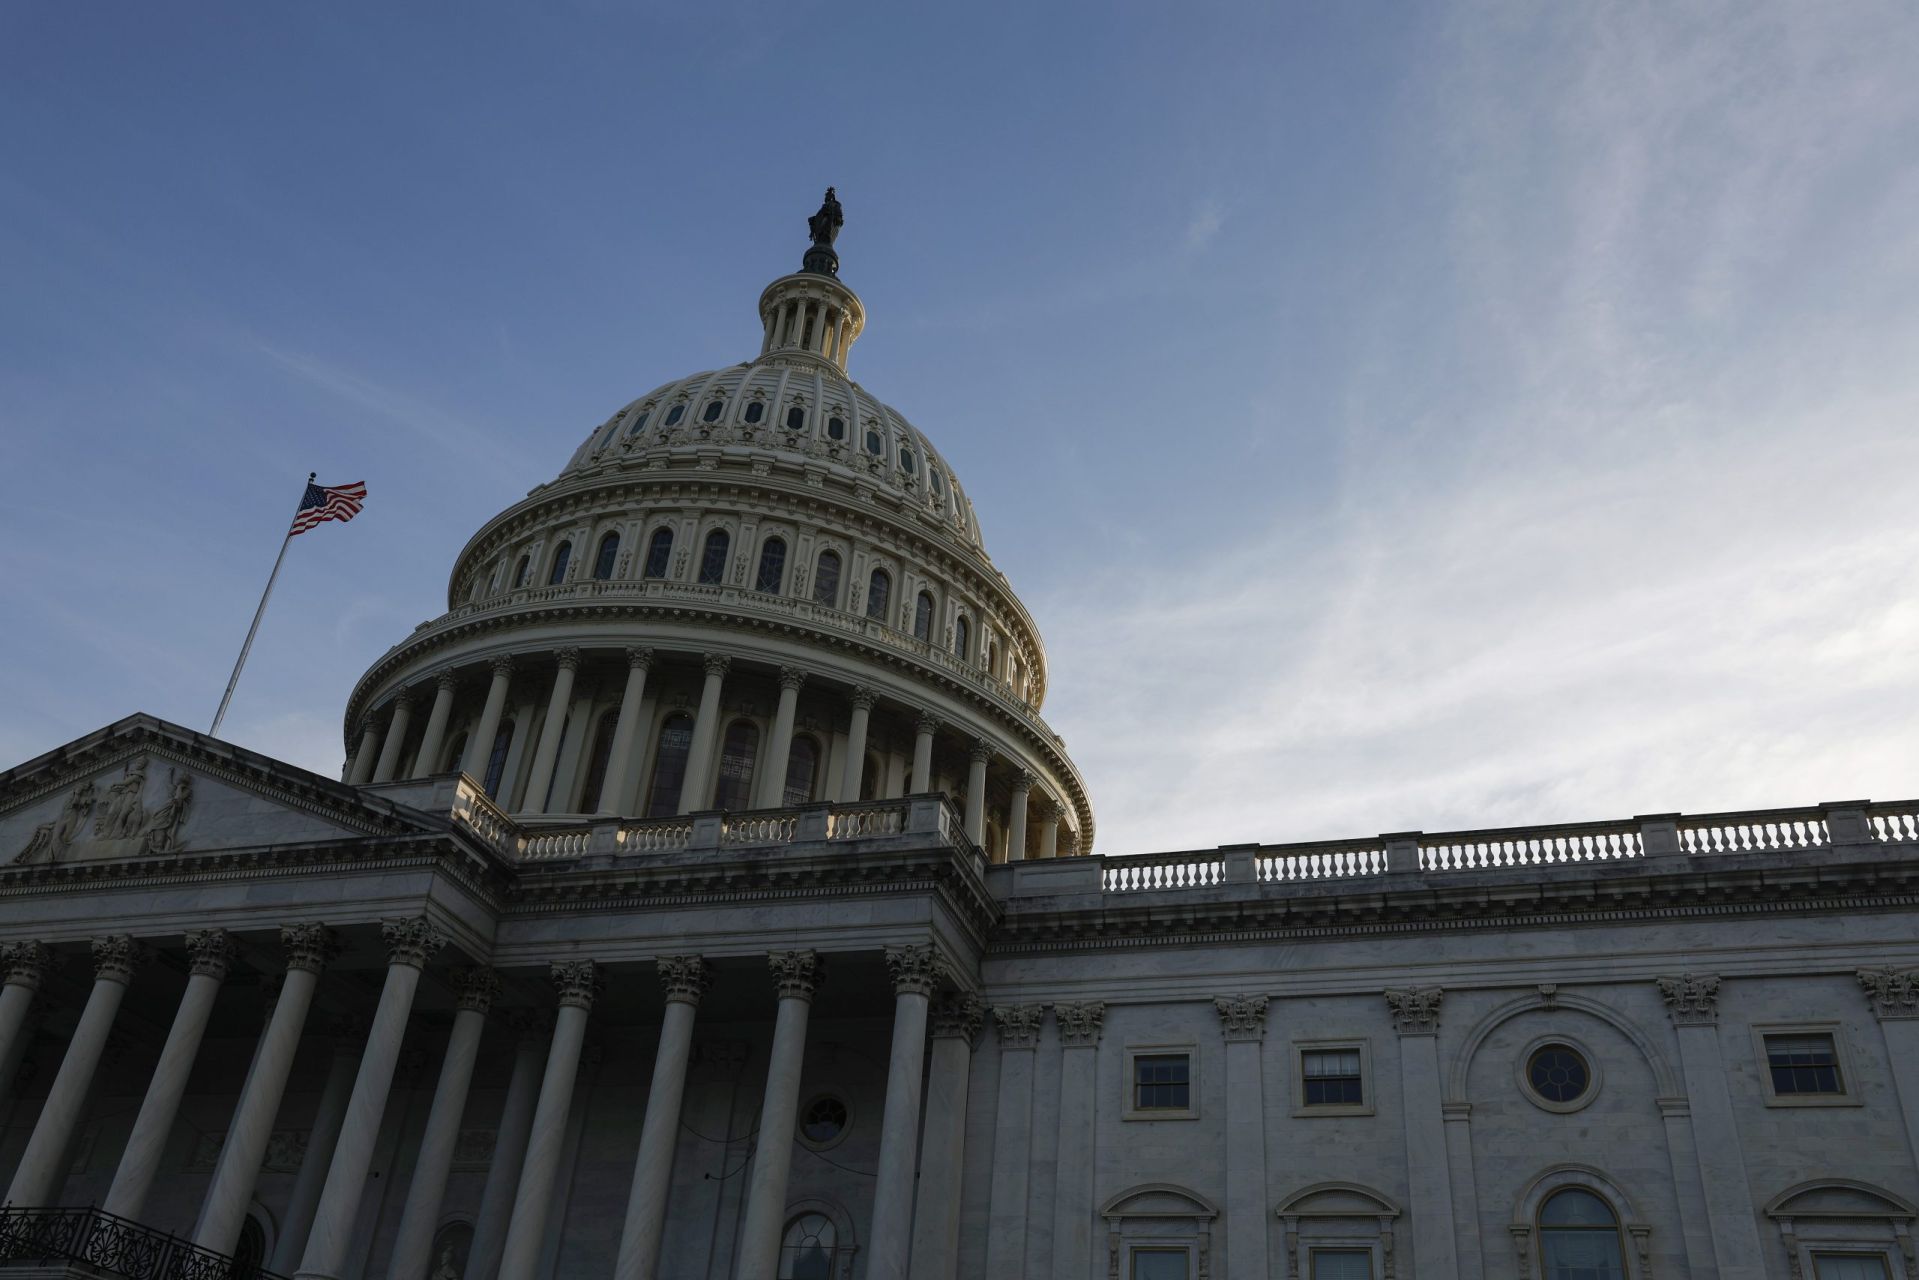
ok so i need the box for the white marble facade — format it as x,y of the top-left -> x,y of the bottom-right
2,203 -> 1917,1280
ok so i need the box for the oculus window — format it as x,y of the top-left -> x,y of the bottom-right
1527,1044 -> 1592,1105
799,1095 -> 848,1147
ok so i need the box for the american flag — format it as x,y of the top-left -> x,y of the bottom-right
290,480 -> 367,536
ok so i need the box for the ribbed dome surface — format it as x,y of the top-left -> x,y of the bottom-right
560,354 -> 985,552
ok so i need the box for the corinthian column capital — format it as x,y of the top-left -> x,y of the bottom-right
1214,994 -> 1269,1042
1859,967 -> 1919,1020
778,667 -> 809,692
625,646 -> 656,672
550,959 -> 602,1010
455,967 -> 502,1014
1385,985 -> 1443,1036
884,944 -> 938,997
930,993 -> 984,1045
702,653 -> 732,680
768,950 -> 824,1001
850,684 -> 879,711
657,955 -> 713,1005
92,934 -> 149,984
2,942 -> 52,991
1655,973 -> 1720,1026
1054,1000 -> 1106,1047
553,646 -> 583,672
281,922 -> 338,975
185,929 -> 236,981
382,916 -> 449,969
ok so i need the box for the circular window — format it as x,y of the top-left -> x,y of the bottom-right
1520,1040 -> 1600,1112
799,1094 -> 849,1148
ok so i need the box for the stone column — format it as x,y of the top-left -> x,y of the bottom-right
678,654 -> 730,815
911,713 -> 937,793
1441,1103 -> 1484,1278
736,950 -> 824,1280
195,924 -> 334,1255
102,930 -> 233,1220
1385,987 -> 1459,1278
1214,996 -> 1269,1279
867,946 -> 938,1280
411,671 -> 460,779
496,961 -> 600,1280
1050,1002 -> 1107,1280
0,942 -> 50,1098
348,719 -> 382,785
1655,1097 -> 1719,1277
272,1022 -> 363,1273
1655,974 -> 1766,1273
984,1004 -> 1044,1276
295,918 -> 447,1280
6,936 -> 146,1207
964,740 -> 991,845
463,655 -> 517,781
614,956 -> 712,1280
599,648 -> 655,813
1037,813 -> 1060,860
1006,772 -> 1032,862
838,686 -> 877,803
522,648 -> 583,815
468,1015 -> 549,1280
389,968 -> 500,1280
909,995 -> 984,1280
371,692 -> 416,783
1860,968 -> 1919,1168
758,669 -> 807,808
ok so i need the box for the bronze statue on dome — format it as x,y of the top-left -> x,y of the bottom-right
807,187 -> 843,248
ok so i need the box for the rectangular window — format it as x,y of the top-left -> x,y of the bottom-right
1767,1033 -> 1843,1095
1130,1248 -> 1189,1280
1134,1054 -> 1191,1111
1311,1249 -> 1374,1280
1813,1255 -> 1891,1280
1302,1049 -> 1364,1107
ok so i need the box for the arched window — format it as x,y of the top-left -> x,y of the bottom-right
862,752 -> 882,802
627,409 -> 650,436
931,468 -> 945,496
900,447 -> 916,473
866,568 -> 891,621
644,714 -> 694,817
577,709 -> 621,814
234,1216 -> 267,1276
592,532 -> 619,581
512,555 -> 531,589
827,415 -> 846,440
443,732 -> 468,774
713,721 -> 760,811
783,735 -> 820,806
547,542 -> 572,586
699,529 -> 730,585
483,719 -> 515,799
642,528 -> 673,579
865,429 -> 883,455
756,538 -> 787,594
988,640 -> 1000,674
778,1213 -> 838,1280
954,615 -> 970,660
812,550 -> 842,607
663,403 -> 685,426
913,591 -> 935,641
744,400 -> 765,424
702,398 -> 725,422
1538,1189 -> 1626,1279
786,405 -> 806,432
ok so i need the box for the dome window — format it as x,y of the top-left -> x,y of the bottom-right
592,532 -> 619,581
931,468 -> 945,496
512,555 -> 531,589
702,399 -> 725,423
644,714 -> 694,817
866,568 -> 892,621
713,721 -> 761,811
755,537 -> 787,594
483,719 -> 516,799
913,591 -> 935,642
827,415 -> 846,441
900,447 -> 916,474
744,400 -> 765,424
547,541 -> 573,586
698,530 -> 731,586
783,735 -> 820,805
812,550 -> 842,608
865,429 -> 883,455
954,615 -> 969,660
664,403 -> 685,427
785,406 -> 807,433
627,410 -> 650,436
642,528 -> 673,580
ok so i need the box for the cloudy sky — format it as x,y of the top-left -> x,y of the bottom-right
3,3 -> 1916,854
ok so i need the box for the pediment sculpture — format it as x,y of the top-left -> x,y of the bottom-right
14,758 -> 194,864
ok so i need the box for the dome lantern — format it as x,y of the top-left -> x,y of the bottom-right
758,188 -> 865,374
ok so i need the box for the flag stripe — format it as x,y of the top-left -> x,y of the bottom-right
289,480 -> 368,536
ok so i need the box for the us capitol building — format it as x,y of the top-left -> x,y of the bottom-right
1,193 -> 1917,1280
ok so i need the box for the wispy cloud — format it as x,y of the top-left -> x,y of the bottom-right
1183,199 -> 1225,253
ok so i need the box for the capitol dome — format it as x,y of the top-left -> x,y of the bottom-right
341,190 -> 1093,858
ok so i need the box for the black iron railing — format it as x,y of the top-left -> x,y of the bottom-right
0,1205 -> 291,1280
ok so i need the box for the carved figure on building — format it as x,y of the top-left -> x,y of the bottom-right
95,758 -> 149,839
807,188 -> 843,247
431,1241 -> 462,1280
139,769 -> 193,855
14,780 -> 95,863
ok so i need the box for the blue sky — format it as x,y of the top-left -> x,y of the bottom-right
4,2 -> 1916,853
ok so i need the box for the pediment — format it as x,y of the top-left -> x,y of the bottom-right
1766,1180 -> 1917,1221
1101,1183 -> 1219,1222
1277,1182 -> 1401,1219
0,715 -> 444,868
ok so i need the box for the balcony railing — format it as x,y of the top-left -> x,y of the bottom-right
1076,799 -> 1919,896
0,1205 -> 288,1280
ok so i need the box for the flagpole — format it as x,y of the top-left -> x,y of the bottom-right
209,472 -> 313,738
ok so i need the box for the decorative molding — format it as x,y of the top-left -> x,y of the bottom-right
455,967 -> 502,1014
1385,986 -> 1443,1036
769,949 -> 824,1001
382,916 -> 448,969
1214,994 -> 1269,1041
91,934 -> 147,984
994,1003 -> 1045,1050
1859,968 -> 1919,1021
778,667 -> 809,693
1656,973 -> 1721,1026
281,922 -> 337,975
1054,1000 -> 1106,1047
884,944 -> 939,996
930,992 -> 985,1045
1,941 -> 51,990
550,959 -> 601,1010
184,929 -> 235,981
657,954 -> 712,1006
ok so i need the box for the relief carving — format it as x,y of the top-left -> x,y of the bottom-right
1859,967 -> 1919,1020
1656,973 -> 1721,1026
13,762 -> 194,864
14,781 -> 94,864
95,759 -> 150,838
